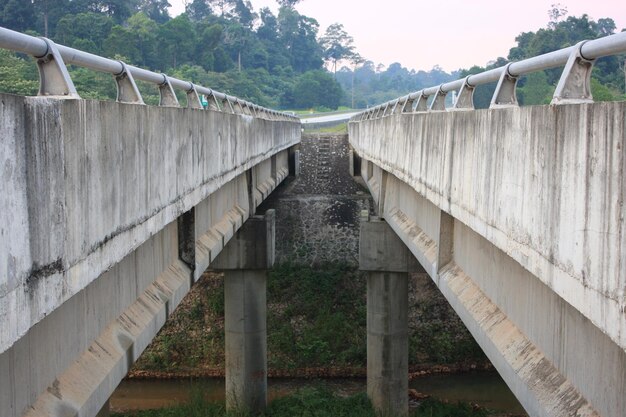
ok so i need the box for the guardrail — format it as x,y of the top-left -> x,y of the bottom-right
0,26 -> 298,122
352,31 -> 626,121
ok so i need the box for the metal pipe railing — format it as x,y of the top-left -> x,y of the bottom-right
355,31 -> 626,120
0,26 -> 296,121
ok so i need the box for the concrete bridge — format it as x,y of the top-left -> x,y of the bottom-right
1,26 -> 625,417
349,32 -> 626,417
0,27 -> 300,417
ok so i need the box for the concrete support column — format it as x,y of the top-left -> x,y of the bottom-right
224,270 -> 267,412
212,210 -> 275,414
367,271 -> 408,416
360,216 -> 418,417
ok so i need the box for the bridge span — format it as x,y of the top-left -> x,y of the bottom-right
349,31 -> 626,417
1,25 -> 626,417
0,27 -> 300,417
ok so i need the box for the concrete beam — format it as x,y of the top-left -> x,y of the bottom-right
359,217 -> 421,273
357,165 -> 623,417
349,103 -> 626,353
0,94 -> 300,355
211,210 -> 276,271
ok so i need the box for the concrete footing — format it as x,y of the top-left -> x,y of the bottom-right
360,217 -> 419,416
212,210 -> 275,414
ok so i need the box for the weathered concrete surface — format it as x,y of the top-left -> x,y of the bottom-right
2,221 -> 191,417
350,103 -> 625,352
360,218 -> 417,417
0,93 -> 299,417
212,211 -> 275,413
350,103 -> 626,417
0,93 -> 300,355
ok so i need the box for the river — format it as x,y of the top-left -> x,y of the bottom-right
110,372 -> 527,415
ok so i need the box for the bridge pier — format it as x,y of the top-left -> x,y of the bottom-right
360,216 -> 419,417
212,210 -> 275,414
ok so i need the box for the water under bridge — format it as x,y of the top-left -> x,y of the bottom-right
0,26 -> 625,417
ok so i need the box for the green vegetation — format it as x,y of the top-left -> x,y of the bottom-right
133,262 -> 485,374
267,263 -> 366,369
456,11 -> 625,108
304,123 -> 348,134
0,2 -> 622,109
0,0 -> 343,109
111,387 -> 491,417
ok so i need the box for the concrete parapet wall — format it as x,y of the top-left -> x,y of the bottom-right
351,103 -> 626,417
349,103 -> 626,352
0,94 -> 300,354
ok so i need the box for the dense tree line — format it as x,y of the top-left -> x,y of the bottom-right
0,0 -> 345,109
0,2 -> 623,109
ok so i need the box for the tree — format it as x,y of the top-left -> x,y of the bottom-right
0,49 -> 38,95
55,12 -> 114,55
139,0 -> 171,24
288,70 -> 343,109
548,3 -> 567,28
231,0 -> 255,28
158,14 -> 197,68
276,0 -> 301,8
185,0 -> 213,21
0,0 -> 36,32
277,6 -> 322,72
349,52 -> 365,108
209,0 -> 235,18
320,23 -> 355,76
75,0 -> 141,24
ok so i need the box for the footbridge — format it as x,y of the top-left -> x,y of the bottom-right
0,27 -> 300,417
1,25 -> 626,417
350,32 -> 626,417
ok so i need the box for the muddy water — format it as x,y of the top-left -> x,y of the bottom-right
110,372 -> 526,414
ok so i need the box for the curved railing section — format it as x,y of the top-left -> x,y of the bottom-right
0,26 -> 298,122
352,31 -> 626,121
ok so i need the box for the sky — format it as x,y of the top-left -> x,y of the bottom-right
167,0 -> 625,73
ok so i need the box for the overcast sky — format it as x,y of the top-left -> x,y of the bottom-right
167,0 -> 624,72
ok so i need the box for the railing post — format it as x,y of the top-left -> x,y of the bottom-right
490,63 -> 518,108
415,91 -> 429,112
186,83 -> 204,109
451,76 -> 475,110
159,75 -> 180,107
429,85 -> 447,111
115,61 -> 144,104
551,41 -> 595,105
35,37 -> 79,97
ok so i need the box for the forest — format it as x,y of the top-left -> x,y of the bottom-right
0,0 -> 624,109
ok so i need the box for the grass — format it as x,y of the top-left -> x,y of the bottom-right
112,387 -> 491,417
303,123 -> 348,134
132,261 -> 486,373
